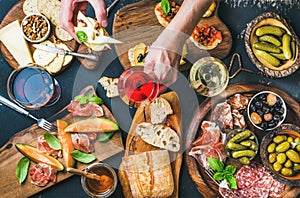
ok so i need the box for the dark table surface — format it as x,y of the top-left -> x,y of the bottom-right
0,0 -> 300,197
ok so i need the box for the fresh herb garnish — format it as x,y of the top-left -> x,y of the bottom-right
76,30 -> 88,42
44,132 -> 62,150
161,0 -> 171,15
71,150 -> 96,163
97,132 -> 114,142
74,94 -> 103,105
208,158 -> 237,189
16,157 -> 30,184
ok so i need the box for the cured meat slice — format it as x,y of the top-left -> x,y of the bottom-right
269,178 -> 285,197
37,135 -> 62,158
29,163 -> 57,187
68,100 -> 104,117
235,163 -> 261,189
71,132 -> 97,153
227,94 -> 249,110
211,102 -> 233,129
232,109 -> 246,129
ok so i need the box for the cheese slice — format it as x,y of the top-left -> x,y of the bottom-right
0,20 -> 33,66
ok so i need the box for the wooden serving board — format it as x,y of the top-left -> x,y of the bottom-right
0,87 -> 124,198
118,91 -> 182,198
185,83 -> 300,198
112,0 -> 232,71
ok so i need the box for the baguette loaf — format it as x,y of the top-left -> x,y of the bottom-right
150,97 -> 173,124
121,150 -> 174,197
135,122 -> 180,152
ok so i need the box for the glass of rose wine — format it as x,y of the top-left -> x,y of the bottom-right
7,65 -> 61,110
118,66 -> 160,108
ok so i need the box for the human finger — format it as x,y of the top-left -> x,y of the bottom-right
89,0 -> 108,27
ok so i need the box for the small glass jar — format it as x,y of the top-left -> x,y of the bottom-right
81,162 -> 117,198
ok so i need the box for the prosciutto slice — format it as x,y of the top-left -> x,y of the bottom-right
189,121 -> 227,169
29,163 -> 57,187
211,102 -> 233,129
68,100 -> 104,117
71,133 -> 97,153
37,135 -> 62,158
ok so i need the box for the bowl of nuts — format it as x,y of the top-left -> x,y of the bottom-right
21,13 -> 50,43
247,91 -> 286,131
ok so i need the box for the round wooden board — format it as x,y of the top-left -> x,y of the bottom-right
0,0 -> 77,72
185,83 -> 300,198
118,91 -> 182,198
112,0 -> 232,71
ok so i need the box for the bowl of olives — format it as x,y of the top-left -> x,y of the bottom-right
247,91 -> 286,131
225,129 -> 259,165
261,124 -> 300,186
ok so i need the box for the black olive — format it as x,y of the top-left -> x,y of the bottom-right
255,101 -> 263,109
137,53 -> 144,62
262,106 -> 270,114
250,104 -> 256,112
278,107 -> 285,114
273,114 -> 280,121
261,122 -> 268,130
268,120 -> 276,128
257,109 -> 264,117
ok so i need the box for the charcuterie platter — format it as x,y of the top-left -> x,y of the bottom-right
185,83 -> 300,198
118,91 -> 182,198
112,0 -> 232,71
0,86 -> 124,198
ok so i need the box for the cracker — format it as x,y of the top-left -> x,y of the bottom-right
23,0 -> 39,15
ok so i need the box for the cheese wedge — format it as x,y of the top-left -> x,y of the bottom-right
0,20 -> 33,66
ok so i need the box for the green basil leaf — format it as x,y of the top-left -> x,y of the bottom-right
213,171 -> 225,181
79,97 -> 88,105
97,132 -> 114,142
225,165 -> 236,175
74,95 -> 84,101
208,158 -> 224,172
44,132 -> 61,150
225,174 -> 237,189
86,94 -> 94,99
16,157 -> 30,184
76,31 -> 88,42
161,0 -> 170,15
71,150 -> 96,163
88,96 -> 103,105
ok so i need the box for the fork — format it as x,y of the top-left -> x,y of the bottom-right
205,168 -> 239,198
0,95 -> 57,132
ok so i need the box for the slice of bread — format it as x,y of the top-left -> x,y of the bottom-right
135,122 -> 180,152
98,76 -> 119,98
23,0 -> 39,15
150,97 -> 173,124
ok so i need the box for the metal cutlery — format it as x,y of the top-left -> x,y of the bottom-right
106,0 -> 120,16
0,95 -> 57,132
205,168 -> 239,198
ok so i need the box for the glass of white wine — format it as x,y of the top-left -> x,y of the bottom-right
189,57 -> 229,97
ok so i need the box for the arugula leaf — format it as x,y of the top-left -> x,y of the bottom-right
208,158 -> 224,172
76,31 -> 88,42
97,132 -> 114,142
74,95 -> 84,101
225,174 -> 237,189
86,94 -> 94,99
161,0 -> 171,15
88,96 -> 103,105
225,165 -> 236,175
71,150 -> 96,163
213,171 -> 225,181
16,157 -> 30,184
44,132 -> 61,150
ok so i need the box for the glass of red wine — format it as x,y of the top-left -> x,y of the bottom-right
118,66 -> 161,108
7,65 -> 61,110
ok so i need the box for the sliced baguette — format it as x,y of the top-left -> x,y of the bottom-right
23,0 -> 39,15
150,97 -> 173,124
33,40 -> 57,66
135,122 -> 180,152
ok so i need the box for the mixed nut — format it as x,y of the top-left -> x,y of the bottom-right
21,14 -> 49,42
248,91 -> 286,130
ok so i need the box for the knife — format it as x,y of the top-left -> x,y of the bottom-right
32,44 -> 99,62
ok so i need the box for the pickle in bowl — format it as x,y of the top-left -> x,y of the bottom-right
225,129 -> 259,165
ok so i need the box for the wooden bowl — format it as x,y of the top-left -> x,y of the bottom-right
245,12 -> 300,78
260,123 -> 300,186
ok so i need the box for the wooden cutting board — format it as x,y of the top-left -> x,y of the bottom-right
185,83 -> 300,198
0,87 -> 124,198
112,0 -> 232,71
118,91 -> 182,198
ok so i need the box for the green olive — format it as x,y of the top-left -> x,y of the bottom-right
269,153 -> 277,164
273,135 -> 287,144
281,167 -> 293,176
287,137 -> 294,143
284,159 -> 293,168
249,135 -> 255,140
273,162 -> 282,172
276,153 -> 287,164
296,144 -> 300,152
239,157 -> 250,165
286,149 -> 300,163
275,141 -> 290,153
293,163 -> 300,171
295,137 -> 300,143
267,143 -> 276,153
